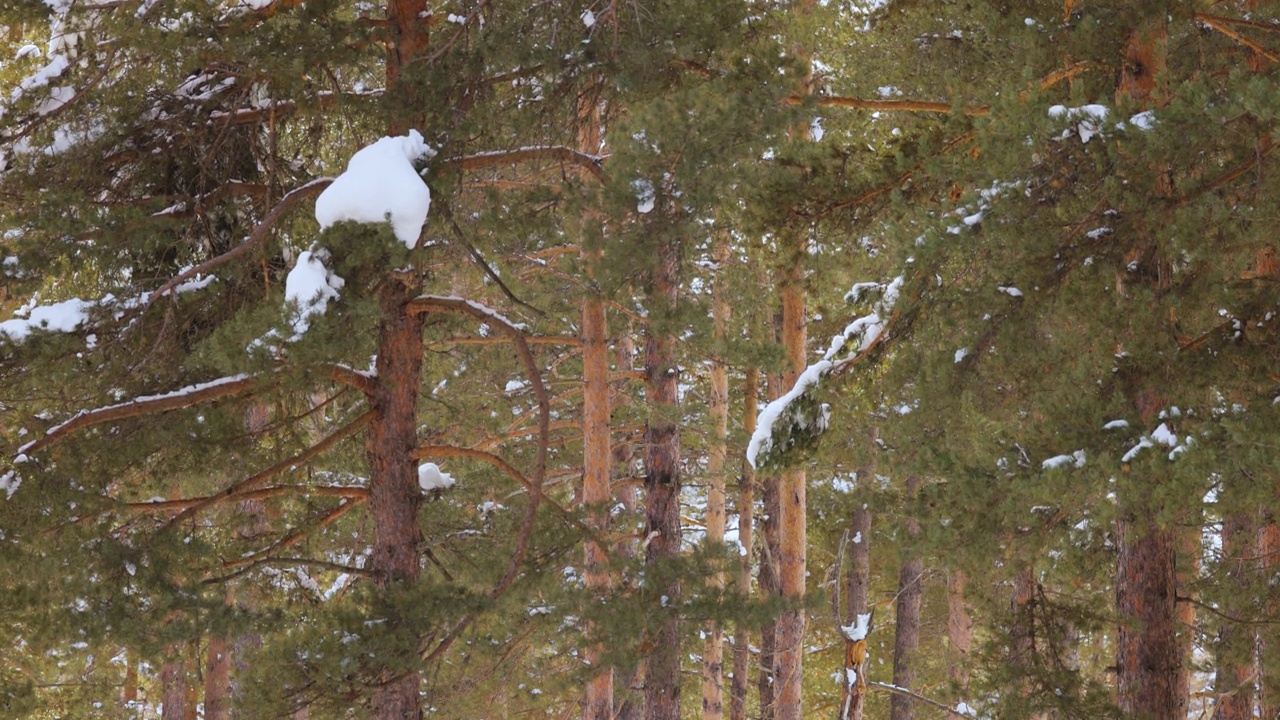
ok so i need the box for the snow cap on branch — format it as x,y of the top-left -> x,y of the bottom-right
315,130 -> 432,248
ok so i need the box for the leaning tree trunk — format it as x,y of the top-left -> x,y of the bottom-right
729,368 -> 758,720
890,476 -> 923,720
643,236 -> 683,720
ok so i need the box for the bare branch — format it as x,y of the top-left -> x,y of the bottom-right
126,484 -> 367,513
445,146 -> 608,182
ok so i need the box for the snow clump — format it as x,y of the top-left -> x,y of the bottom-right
418,462 -> 456,492
284,249 -> 343,337
315,130 -> 432,248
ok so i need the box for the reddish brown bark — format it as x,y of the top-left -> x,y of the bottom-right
729,368 -> 758,720
161,644 -> 186,720
757,371 -> 782,720
701,239 -> 731,720
582,292 -> 614,720
366,279 -> 427,718
890,476 -> 923,720
1213,509 -> 1256,720
1116,513 -> 1184,719
643,238 -> 683,720
774,265 -> 807,720
946,571 -> 972,719
205,632 -> 232,720
122,649 -> 138,705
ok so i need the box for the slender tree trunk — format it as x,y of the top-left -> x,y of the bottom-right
1010,566 -> 1047,720
366,279 -> 427,718
1116,511 -> 1183,719
1178,517 -> 1201,712
161,644 -> 187,720
206,632 -> 232,720
122,649 -> 138,706
841,504 -> 872,720
613,325 -> 644,720
1260,515 -> 1280,720
729,368 -> 758,720
890,476 -> 923,720
702,240 -> 730,720
946,571 -> 972,720
184,641 -> 199,720
583,293 -> 614,720
757,370 -> 782,720
643,237 -> 683,720
1213,507 -> 1256,720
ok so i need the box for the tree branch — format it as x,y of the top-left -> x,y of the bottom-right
444,146 -> 608,182
126,484 -> 367,513
1195,12 -> 1280,63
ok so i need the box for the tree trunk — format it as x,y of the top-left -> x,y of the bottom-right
1116,511 -> 1183,719
729,368 -> 758,720
122,649 -> 138,706
946,571 -> 972,720
774,239 -> 808,720
1010,566 -> 1047,720
206,632 -> 231,720
841,504 -> 872,720
1212,507 -> 1256,720
161,644 -> 186,720
1260,515 -> 1280,720
366,279 -> 427,718
1178,518 -> 1201,714
643,237 -> 683,720
613,324 -> 644,720
702,239 -> 730,720
757,371 -> 782,720
890,476 -> 922,720
582,292 -> 614,720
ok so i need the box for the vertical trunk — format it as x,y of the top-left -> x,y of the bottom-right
1116,512 -> 1183,719
122,649 -> 138,705
206,626 -> 232,720
365,2 -> 430,718
729,368 -> 758,720
613,324 -> 644,720
702,240 -> 730,720
1212,508 -> 1256,720
758,375 -> 781,720
643,238 -> 683,720
366,280 -> 427,718
774,245 -> 808,720
947,571 -> 973,682
582,293 -> 614,720
1010,566 -> 1046,720
1260,516 -> 1280,720
841,504 -> 872,720
890,476 -> 923,720
161,644 -> 186,720
1178,518 -> 1201,712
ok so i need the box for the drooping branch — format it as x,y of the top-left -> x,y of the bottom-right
164,409 -> 377,528
407,295 -> 550,598
19,374 -> 260,458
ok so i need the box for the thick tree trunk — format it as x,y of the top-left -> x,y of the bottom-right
582,293 -> 614,720
841,504 -> 871,720
1116,512 -> 1183,719
206,632 -> 232,720
774,243 -> 808,720
161,644 -> 186,720
643,238 -> 683,720
366,279 -> 427,718
1213,508 -> 1256,720
890,476 -> 923,720
702,244 -> 730,720
729,368 -> 758,720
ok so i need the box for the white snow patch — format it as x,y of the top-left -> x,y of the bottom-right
997,286 -> 1023,297
746,360 -> 830,469
315,131 -> 432,248
418,462 -> 456,492
840,612 -> 872,642
631,178 -> 655,214
284,249 -> 344,336
1042,450 -> 1086,470
0,298 -> 91,342
1103,419 -> 1129,430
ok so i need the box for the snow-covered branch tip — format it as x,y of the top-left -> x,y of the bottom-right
746,276 -> 903,470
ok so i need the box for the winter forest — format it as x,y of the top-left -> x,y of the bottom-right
4,0 -> 1280,718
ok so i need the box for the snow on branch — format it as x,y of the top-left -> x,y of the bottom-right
746,276 -> 903,470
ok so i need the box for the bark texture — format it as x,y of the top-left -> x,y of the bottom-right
890,476 -> 923,720
366,279 -> 427,718
205,633 -> 232,720
643,238 -> 682,720
1115,514 -> 1183,719
161,644 -> 186,720
582,293 -> 614,720
946,571 -> 972,720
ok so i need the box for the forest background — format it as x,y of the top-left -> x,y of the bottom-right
3,1 -> 1280,719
